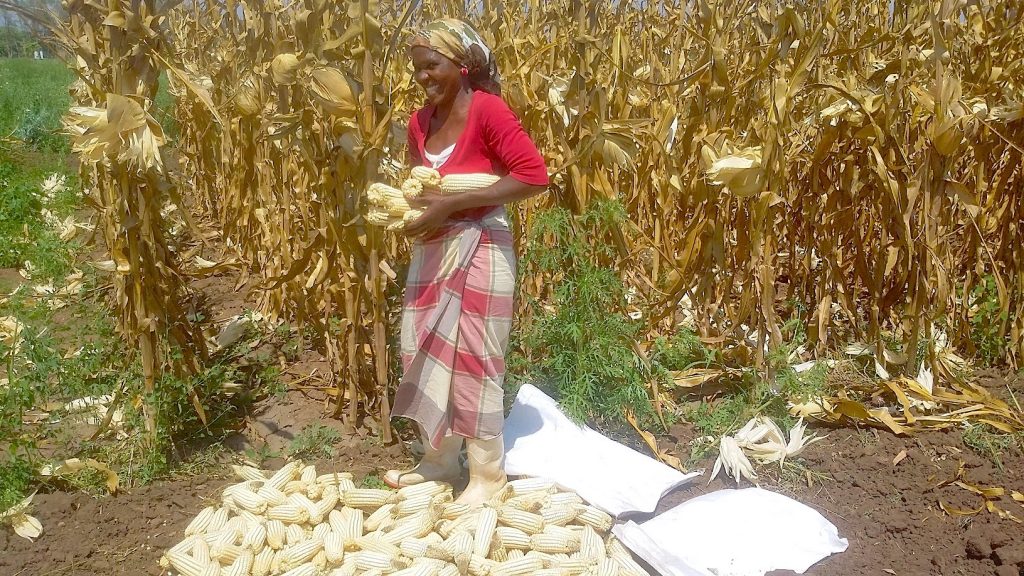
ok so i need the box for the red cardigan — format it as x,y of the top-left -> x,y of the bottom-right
407,90 -> 549,221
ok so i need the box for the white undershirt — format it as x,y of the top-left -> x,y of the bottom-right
423,143 -> 456,169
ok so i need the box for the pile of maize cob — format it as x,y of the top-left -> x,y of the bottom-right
161,461 -> 651,576
364,168 -> 502,232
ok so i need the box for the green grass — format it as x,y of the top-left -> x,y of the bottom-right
962,423 -> 1023,471
0,59 -> 74,153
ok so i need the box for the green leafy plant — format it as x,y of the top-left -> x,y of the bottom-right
287,424 -> 342,459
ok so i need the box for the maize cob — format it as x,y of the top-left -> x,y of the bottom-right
328,508 -> 362,542
300,465 -> 318,483
401,178 -> 424,200
397,480 -> 451,501
506,549 -> 525,560
540,504 -> 578,526
163,550 -> 206,576
423,542 -> 453,562
468,554 -> 497,576
364,503 -> 397,531
444,531 -> 474,556
354,534 -> 402,557
265,520 -> 287,550
282,537 -> 324,569
237,509 -> 264,527
607,538 -> 649,576
212,527 -> 240,549
230,487 -> 268,514
267,504 -> 308,524
313,522 -> 333,540
497,507 -> 544,534
280,563 -> 318,576
532,570 -> 566,576
578,526 -> 605,560
224,516 -> 248,540
191,538 -> 211,564
442,502 -> 472,520
399,536 -> 433,558
285,480 -> 312,496
367,183 -> 413,216
525,550 -> 560,568
252,548 -> 275,576
553,556 -> 592,575
491,546 -> 509,562
199,560 -> 221,576
574,505 -> 613,532
365,208 -> 398,227
508,478 -> 556,495
207,507 -> 231,533
546,492 -> 583,507
344,488 -> 392,509
490,556 -> 544,576
438,564 -> 460,576
223,550 -> 254,576
257,485 -> 288,506
241,523 -> 267,552
380,510 -> 436,545
328,564 -> 358,576
503,493 -> 546,513
596,558 -> 621,576
474,507 -> 498,557
495,527 -> 531,550
307,482 -> 324,500
398,560 -> 443,576
166,535 -> 200,558
324,532 -> 346,564
530,532 -> 581,554
317,472 -> 354,486
313,550 -> 328,570
353,551 -> 409,572
267,461 -> 302,491
411,166 -> 442,187
212,544 -> 246,564
185,506 -> 218,536
232,464 -> 268,482
395,494 -> 434,516
315,486 -> 340,521
285,524 -> 306,546
439,173 -> 501,195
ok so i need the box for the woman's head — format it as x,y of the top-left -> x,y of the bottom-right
409,18 -> 500,106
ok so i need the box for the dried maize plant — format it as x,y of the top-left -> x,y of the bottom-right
166,0 -> 429,438
46,0 -> 208,440
156,0 -> 1024,435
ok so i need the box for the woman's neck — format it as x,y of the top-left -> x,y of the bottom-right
434,85 -> 474,122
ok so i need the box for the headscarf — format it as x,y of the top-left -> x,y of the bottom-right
409,18 -> 501,95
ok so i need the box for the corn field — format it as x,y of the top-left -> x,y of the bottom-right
23,0 -> 1024,436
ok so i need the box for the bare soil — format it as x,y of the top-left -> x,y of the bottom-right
3,259 -> 1022,575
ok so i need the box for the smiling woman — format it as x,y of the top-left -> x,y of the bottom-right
384,18 -> 549,507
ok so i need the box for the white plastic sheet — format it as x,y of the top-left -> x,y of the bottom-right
613,488 -> 849,576
503,383 -> 700,516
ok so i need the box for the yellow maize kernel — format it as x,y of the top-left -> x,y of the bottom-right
411,166 -> 442,187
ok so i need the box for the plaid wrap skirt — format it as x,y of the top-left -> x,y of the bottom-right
392,207 -> 516,450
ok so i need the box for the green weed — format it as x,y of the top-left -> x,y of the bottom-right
968,275 -> 1008,366
516,201 -> 655,429
962,423 -> 1022,471
288,424 -> 342,459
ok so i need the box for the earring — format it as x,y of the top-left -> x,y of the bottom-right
460,67 -> 469,77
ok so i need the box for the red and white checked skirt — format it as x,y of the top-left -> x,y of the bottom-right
392,207 -> 516,450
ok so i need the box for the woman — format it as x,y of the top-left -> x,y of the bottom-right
385,18 -> 549,506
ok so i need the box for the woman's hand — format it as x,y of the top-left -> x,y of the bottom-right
404,193 -> 454,238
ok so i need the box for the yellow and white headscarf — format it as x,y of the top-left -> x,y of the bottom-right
409,18 -> 501,95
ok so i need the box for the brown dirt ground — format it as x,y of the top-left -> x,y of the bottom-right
3,260 -> 1023,575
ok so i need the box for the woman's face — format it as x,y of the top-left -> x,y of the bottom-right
411,46 -> 462,106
